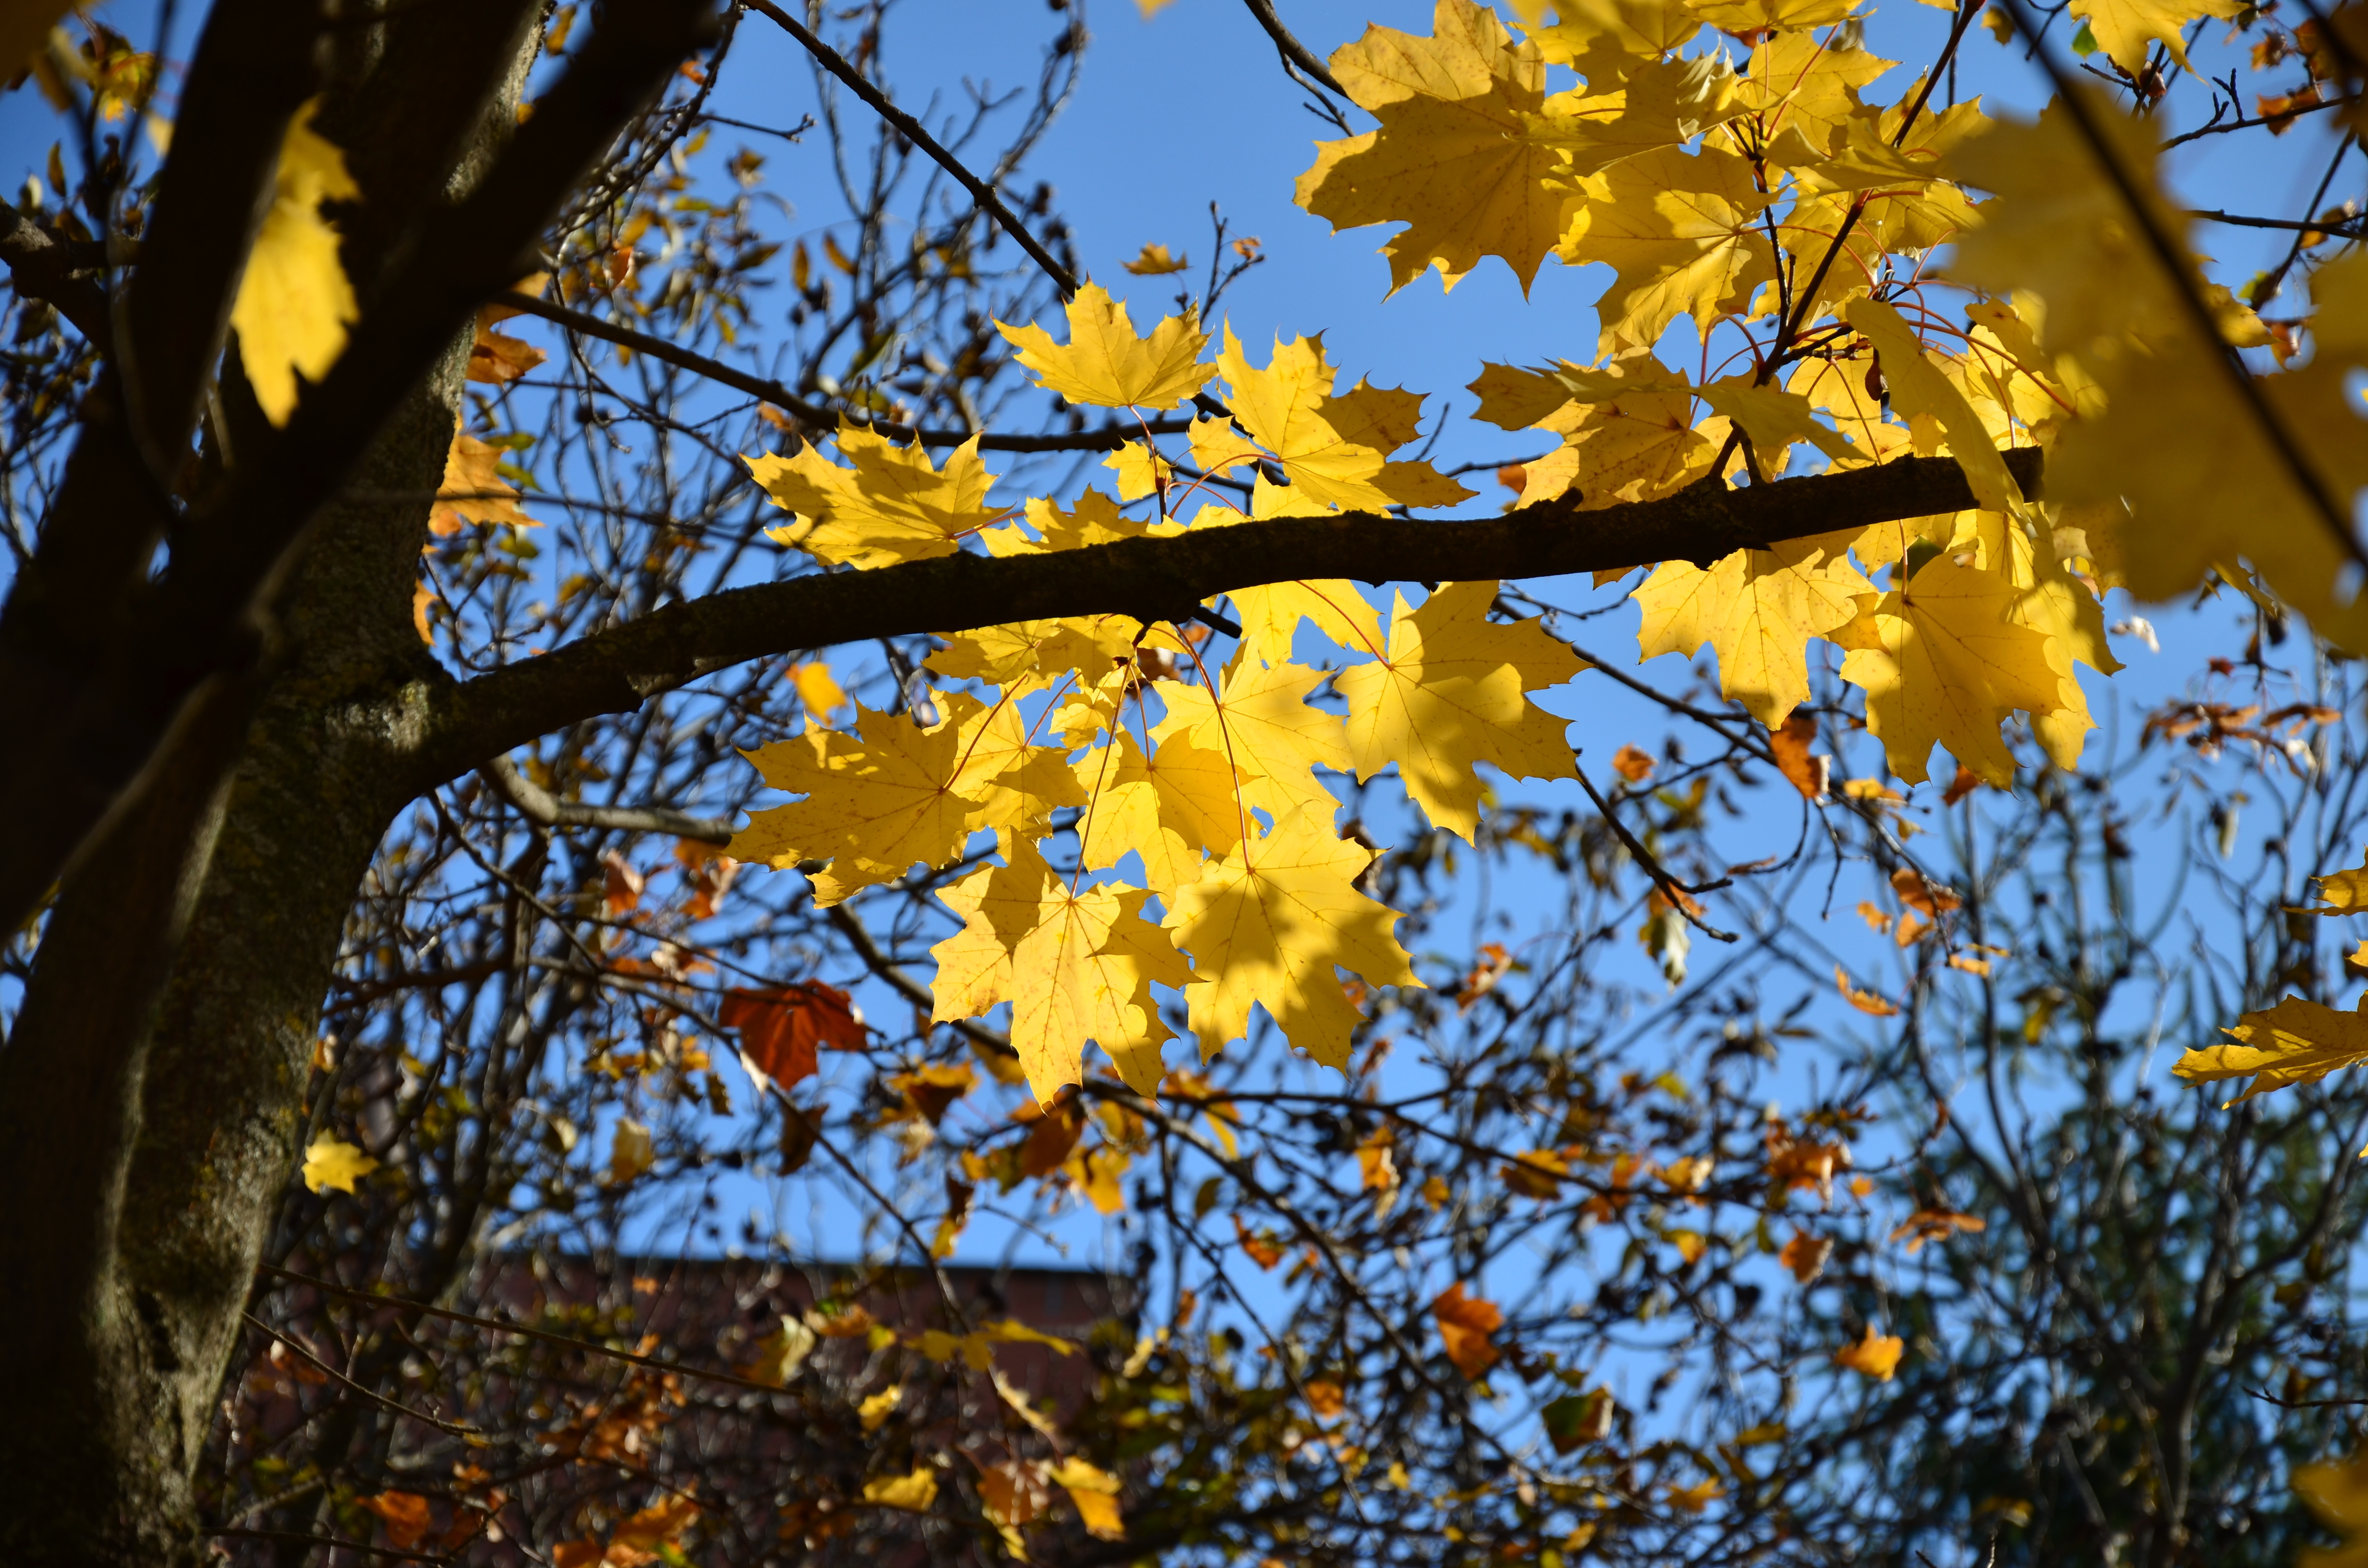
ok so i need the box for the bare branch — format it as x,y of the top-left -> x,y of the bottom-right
747,0 -> 1081,299
1239,0 -> 1351,98
427,446 -> 2045,774
497,289 -> 1192,452
0,198 -> 112,347
478,752 -> 733,843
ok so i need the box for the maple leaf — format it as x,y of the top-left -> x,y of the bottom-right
1532,354 -> 1716,506
996,282 -> 1213,410
1689,0 -> 1859,33
1432,1282 -> 1503,1378
1295,0 -> 1579,293
931,837 -> 1058,1023
2173,995 -> 2368,1104
926,614 -> 1140,691
790,661 -> 849,727
1049,1458 -> 1126,1541
748,425 -> 999,568
232,98 -> 359,425
1228,580 -> 1384,665
1695,377 -> 1870,471
722,980 -> 863,1091
1198,328 -> 1471,510
1838,557 -> 2070,786
1635,540 -> 1875,727
1122,241 -> 1189,275
2295,1450 -> 2368,1568
862,1468 -> 939,1511
1520,0 -> 1702,84
1009,880 -> 1192,1101
302,1136 -> 378,1194
1780,1229 -> 1833,1283
1150,656 -> 1350,825
1527,54 -> 1752,179
2305,848 -> 2368,914
1074,731 -> 1241,896
1334,581 -> 1583,838
1557,143 -> 1776,353
1834,1325 -> 1904,1381
2070,0 -> 2243,74
431,426 -> 538,535
1843,299 -> 2025,514
1162,805 -> 1420,1069
1734,29 -> 1895,160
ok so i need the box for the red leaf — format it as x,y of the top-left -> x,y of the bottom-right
721,981 -> 865,1090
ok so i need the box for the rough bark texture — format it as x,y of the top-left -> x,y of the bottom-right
0,0 -> 539,1557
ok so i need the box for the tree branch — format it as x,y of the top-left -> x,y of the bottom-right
478,752 -> 733,843
0,0 -> 720,937
745,0 -> 1081,299
424,446 -> 2044,774
0,198 -> 112,346
497,289 -> 1192,451
1238,0 -> 1351,98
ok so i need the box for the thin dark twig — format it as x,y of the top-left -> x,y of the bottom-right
496,290 -> 1190,452
1238,0 -> 1350,98
1572,758 -> 1740,942
239,1309 -> 481,1438
205,1530 -> 451,1565
746,0 -> 1081,298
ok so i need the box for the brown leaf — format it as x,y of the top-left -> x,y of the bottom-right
722,981 -> 865,1092
358,1492 -> 433,1550
1779,1229 -> 1833,1284
1889,1205 -> 1986,1253
1889,868 -> 1962,918
602,850 -> 644,917
1304,1378 -> 1346,1420
1432,1283 -> 1503,1379
1612,743 -> 1656,782
1233,1214 -> 1285,1270
1018,1099 -> 1085,1176
1770,713 -> 1828,801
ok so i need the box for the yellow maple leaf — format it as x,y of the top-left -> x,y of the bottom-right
1009,879 -> 1191,1101
2306,849 -> 2368,915
429,427 -> 538,535
735,695 -> 1073,901
996,282 -> 1213,411
1634,539 -> 1875,727
1048,1458 -> 1126,1541
1198,328 -> 1470,510
2295,1449 -> 2368,1568
1557,143 -> 1775,354
749,425 -> 999,568
1074,729 -> 1244,895
1122,241 -> 1189,275
1295,0 -> 1579,293
1520,0 -> 1703,86
1100,439 -> 1175,501
1150,656 -> 1350,825
302,1136 -> 378,1194
1527,54 -> 1751,179
1162,805 -> 1420,1069
1334,581 -> 1582,838
1734,29 -> 1895,160
790,661 -> 849,727
2174,995 -> 2368,1105
1833,1325 -> 1903,1381
1843,298 -> 2025,514
1544,354 -> 1716,505
1695,376 -> 1870,472
1838,556 -> 2070,786
232,98 -> 360,426
926,614 -> 1140,692
928,837 -> 1058,1022
1688,0 -> 1859,31
2070,0 -> 2242,74
862,1466 -> 939,1511
857,1384 -> 903,1433
1228,579 -> 1385,664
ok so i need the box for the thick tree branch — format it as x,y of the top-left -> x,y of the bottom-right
478,752 -> 733,843
497,289 -> 1192,451
0,199 -> 112,346
425,446 -> 2044,775
0,0 -> 719,937
746,0 -> 1080,299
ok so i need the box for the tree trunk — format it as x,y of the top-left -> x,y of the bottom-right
0,1 -> 540,1557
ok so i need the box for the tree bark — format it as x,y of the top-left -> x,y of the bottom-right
0,0 -> 543,1556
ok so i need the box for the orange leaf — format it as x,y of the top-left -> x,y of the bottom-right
1233,1214 -> 1285,1270
1770,712 -> 1828,801
1835,965 -> 1899,1017
1612,743 -> 1656,782
1889,868 -> 1961,918
358,1492 -> 433,1550
1304,1378 -> 1346,1420
1834,1325 -> 1903,1382
1889,1205 -> 1986,1253
1432,1282 -> 1503,1379
1779,1229 -> 1832,1284
721,981 -> 864,1091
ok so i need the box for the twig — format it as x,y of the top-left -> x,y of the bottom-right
1993,0 -> 2365,569
746,0 -> 1081,298
1571,759 -> 1740,942
253,1262 -> 802,1397
205,1529 -> 451,1565
496,290 -> 1191,452
1238,0 -> 1350,98
2185,207 -> 2364,239
240,1309 -> 482,1438
479,751 -> 734,844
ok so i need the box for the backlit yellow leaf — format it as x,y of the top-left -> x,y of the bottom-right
750,425 -> 999,568
232,98 -> 359,425
301,1136 -> 378,1195
997,282 -> 1213,411
1634,539 -> 1874,728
